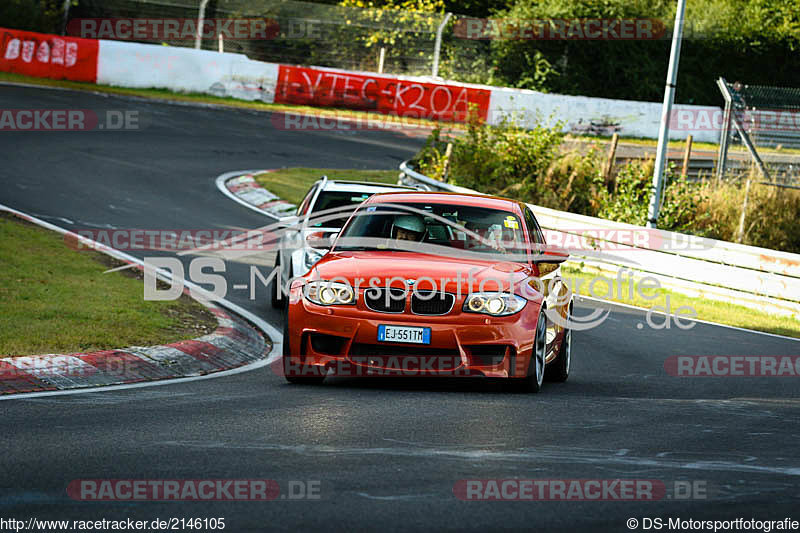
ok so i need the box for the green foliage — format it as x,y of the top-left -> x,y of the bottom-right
336,0 -> 446,72
0,0 -> 70,34
597,158 -> 709,233
537,149 -> 603,215
697,178 -> 800,252
658,172 -> 711,234
339,0 -> 445,48
418,113 -> 601,215
596,158 -> 654,226
451,109 -> 565,196
467,0 -> 800,104
414,119 -> 800,252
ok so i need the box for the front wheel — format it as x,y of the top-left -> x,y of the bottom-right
545,301 -> 572,383
512,307 -> 547,393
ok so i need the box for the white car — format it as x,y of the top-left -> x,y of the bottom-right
271,177 -> 416,308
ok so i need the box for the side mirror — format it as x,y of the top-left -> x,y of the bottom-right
326,231 -> 340,247
306,231 -> 339,248
532,245 -> 569,264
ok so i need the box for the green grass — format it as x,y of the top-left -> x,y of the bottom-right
563,264 -> 800,339
0,214 -> 218,356
253,168 -> 400,205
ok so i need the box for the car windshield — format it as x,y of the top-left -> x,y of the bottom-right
308,191 -> 374,228
334,201 -> 526,255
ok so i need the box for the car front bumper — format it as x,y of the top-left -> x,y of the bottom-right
284,287 -> 541,379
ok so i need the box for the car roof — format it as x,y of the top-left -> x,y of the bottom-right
364,191 -> 523,212
320,180 -> 416,193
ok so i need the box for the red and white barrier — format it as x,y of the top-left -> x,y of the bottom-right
274,64 -> 491,122
0,26 -> 721,141
0,27 -> 98,83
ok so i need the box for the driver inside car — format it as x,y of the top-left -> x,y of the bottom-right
391,214 -> 426,242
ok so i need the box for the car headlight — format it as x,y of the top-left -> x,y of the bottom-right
305,281 -> 356,306
304,248 -> 326,269
463,292 -> 526,316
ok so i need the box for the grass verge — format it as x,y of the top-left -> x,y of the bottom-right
0,213 -> 218,356
253,168 -> 399,205
563,265 -> 800,339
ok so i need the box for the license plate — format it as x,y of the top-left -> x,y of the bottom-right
377,325 -> 431,344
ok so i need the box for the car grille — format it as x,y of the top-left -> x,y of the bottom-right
410,291 -> 455,315
349,343 -> 461,371
364,288 -> 406,313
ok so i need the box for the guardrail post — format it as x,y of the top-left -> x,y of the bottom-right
60,0 -> 72,35
432,13 -> 452,78
442,142 -> 453,180
736,174 -> 753,243
716,98 -> 732,181
195,0 -> 210,49
378,47 -> 386,74
603,133 -> 619,190
681,134 -> 693,178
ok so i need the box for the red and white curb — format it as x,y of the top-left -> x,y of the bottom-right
0,301 -> 269,395
222,171 -> 296,219
0,203 -> 282,398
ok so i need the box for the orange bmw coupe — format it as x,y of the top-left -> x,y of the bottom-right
281,191 -> 573,392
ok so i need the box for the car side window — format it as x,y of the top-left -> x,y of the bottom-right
297,184 -> 318,216
523,207 -> 545,246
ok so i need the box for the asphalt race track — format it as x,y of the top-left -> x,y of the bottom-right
2,84 -> 799,532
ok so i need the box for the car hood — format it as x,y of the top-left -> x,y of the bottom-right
309,251 -> 530,294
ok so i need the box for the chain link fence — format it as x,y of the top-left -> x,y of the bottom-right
716,78 -> 800,187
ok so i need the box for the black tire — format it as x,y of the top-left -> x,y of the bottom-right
270,253 -> 282,309
511,306 -> 547,393
282,306 -> 325,385
545,301 -> 572,383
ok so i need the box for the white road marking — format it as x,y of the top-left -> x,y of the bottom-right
576,295 -> 800,342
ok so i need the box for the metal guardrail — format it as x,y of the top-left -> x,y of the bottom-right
397,160 -> 800,318
398,160 -> 475,193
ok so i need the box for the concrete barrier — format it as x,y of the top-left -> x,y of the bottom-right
96,39 -> 278,102
1,27 -> 724,141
